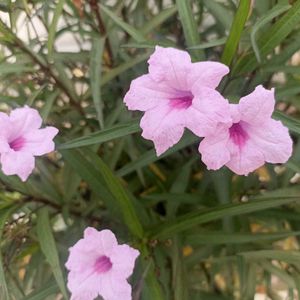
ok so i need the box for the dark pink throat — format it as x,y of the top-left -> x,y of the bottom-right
229,122 -> 248,148
94,255 -> 112,274
169,92 -> 193,109
9,136 -> 25,151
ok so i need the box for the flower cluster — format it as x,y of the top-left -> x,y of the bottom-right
65,228 -> 140,300
0,106 -> 58,181
124,46 -> 293,175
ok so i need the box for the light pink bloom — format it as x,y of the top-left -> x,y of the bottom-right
199,85 -> 293,175
124,46 -> 231,155
0,106 -> 58,181
65,227 -> 140,300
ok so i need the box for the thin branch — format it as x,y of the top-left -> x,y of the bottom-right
24,196 -> 102,224
88,0 -> 114,67
0,19 -> 85,116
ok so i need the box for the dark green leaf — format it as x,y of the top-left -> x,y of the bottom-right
36,208 -> 68,299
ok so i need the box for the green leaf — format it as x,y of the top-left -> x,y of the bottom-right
58,119 -> 140,150
121,41 -> 175,49
47,0 -> 65,61
60,149 -> 115,204
40,90 -> 59,121
262,261 -> 296,289
0,206 -> 16,300
188,37 -> 227,50
100,4 -> 145,42
250,3 -> 291,63
203,0 -> 233,31
61,148 -> 144,238
80,148 -> 144,238
149,196 -> 300,238
141,6 -> 177,35
185,231 -> 300,245
90,37 -> 105,128
0,62 -> 33,76
234,0 -> 300,74
239,250 -> 300,264
175,0 -> 204,59
117,133 -> 198,177
24,283 -> 59,300
221,0 -> 251,66
273,111 -> 300,134
36,208 -> 68,299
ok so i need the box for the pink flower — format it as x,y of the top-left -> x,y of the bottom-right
65,227 -> 140,300
199,85 -> 293,175
124,46 -> 231,155
0,106 -> 58,181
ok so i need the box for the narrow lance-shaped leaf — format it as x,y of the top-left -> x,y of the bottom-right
100,4 -> 145,42
37,208 -> 68,299
24,283 -> 59,300
203,0 -> 233,31
0,206 -> 17,300
221,0 -> 251,66
188,37 -> 227,50
149,196 -> 300,238
250,3 -> 291,63
175,0 -> 204,60
117,133 -> 198,177
273,111 -> 300,135
234,0 -> 300,74
47,0 -> 66,61
185,231 -> 300,245
141,6 -> 177,35
58,119 -> 140,150
90,37 -> 105,128
82,148 -> 144,238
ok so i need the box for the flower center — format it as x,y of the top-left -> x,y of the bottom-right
169,91 -> 193,109
229,122 -> 249,148
94,255 -> 112,274
9,136 -> 25,151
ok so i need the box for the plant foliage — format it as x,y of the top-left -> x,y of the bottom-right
0,0 -> 300,299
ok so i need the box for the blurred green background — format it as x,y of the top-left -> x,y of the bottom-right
1,0 -> 300,299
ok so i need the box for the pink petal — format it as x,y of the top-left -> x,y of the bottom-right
187,61 -> 229,90
0,113 -> 13,141
140,103 -> 185,156
111,244 -> 140,279
148,46 -> 191,90
239,85 -> 275,125
22,126 -> 58,156
68,271 -> 99,300
65,239 -> 99,272
1,150 -> 35,181
226,139 -> 265,175
9,106 -> 43,135
198,125 -> 231,170
99,274 -> 132,300
186,87 -> 231,136
86,229 -> 118,256
0,137 -> 10,153
248,119 -> 293,164
124,74 -> 177,111
229,104 -> 241,123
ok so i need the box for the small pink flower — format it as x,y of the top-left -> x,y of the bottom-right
124,46 -> 231,155
199,85 -> 293,175
0,106 -> 58,181
65,227 -> 140,300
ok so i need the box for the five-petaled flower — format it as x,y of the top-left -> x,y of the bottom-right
124,46 -> 231,156
199,85 -> 293,175
0,106 -> 58,181
65,227 -> 140,300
